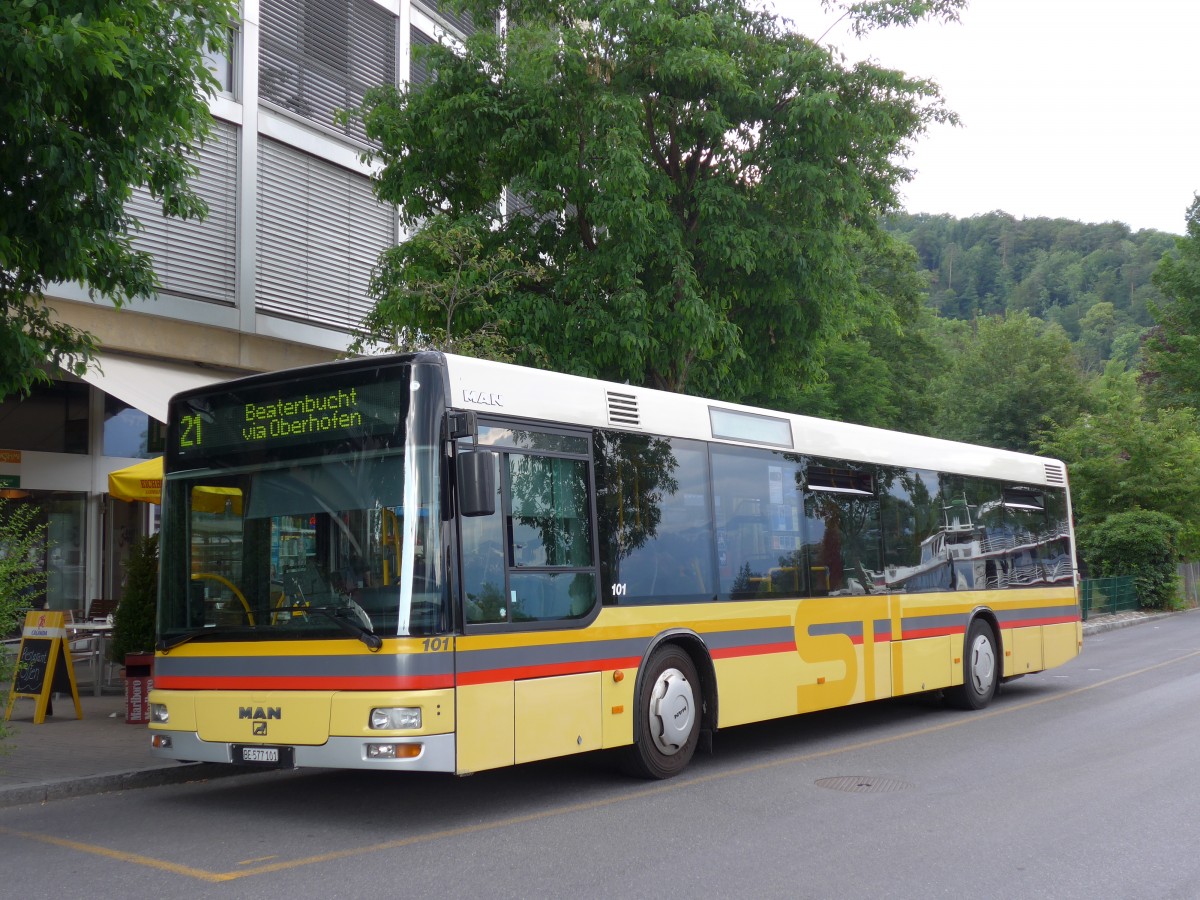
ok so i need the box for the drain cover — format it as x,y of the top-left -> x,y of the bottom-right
815,775 -> 913,794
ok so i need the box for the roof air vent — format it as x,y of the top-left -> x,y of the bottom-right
1044,463 -> 1066,485
606,391 -> 640,427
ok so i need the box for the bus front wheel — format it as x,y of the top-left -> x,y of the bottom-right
625,645 -> 701,779
948,619 -> 998,710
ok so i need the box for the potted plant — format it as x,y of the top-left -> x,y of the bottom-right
110,534 -> 159,664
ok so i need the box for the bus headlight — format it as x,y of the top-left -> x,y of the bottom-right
370,707 -> 421,730
150,703 -> 170,723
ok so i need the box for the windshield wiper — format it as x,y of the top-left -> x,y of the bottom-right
157,626 -> 232,652
290,604 -> 383,651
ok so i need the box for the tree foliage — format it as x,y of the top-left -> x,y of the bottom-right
1040,367 -> 1200,555
357,0 -> 961,404
1076,510 -> 1182,610
885,210 -> 1173,371
0,0 -> 238,400
1143,196 -> 1200,409
350,215 -> 542,363
791,228 -> 944,432
929,311 -> 1089,454
0,500 -> 48,740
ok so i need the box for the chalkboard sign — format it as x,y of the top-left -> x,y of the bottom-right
3,611 -> 81,724
13,638 -> 52,695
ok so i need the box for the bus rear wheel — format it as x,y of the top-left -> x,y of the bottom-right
624,645 -> 701,779
948,619 -> 998,710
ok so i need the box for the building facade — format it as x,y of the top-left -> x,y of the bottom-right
0,0 -> 475,615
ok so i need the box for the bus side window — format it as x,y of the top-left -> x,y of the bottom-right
504,453 -> 596,621
460,442 -> 598,625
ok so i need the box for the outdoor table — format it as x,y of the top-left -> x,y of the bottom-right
69,621 -> 115,697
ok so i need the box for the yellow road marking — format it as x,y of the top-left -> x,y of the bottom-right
0,828 -> 230,882
4,647 -> 1198,883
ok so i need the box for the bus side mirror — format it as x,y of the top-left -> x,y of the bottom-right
457,450 -> 497,517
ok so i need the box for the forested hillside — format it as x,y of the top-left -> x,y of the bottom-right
830,203 -> 1200,574
884,212 -> 1177,371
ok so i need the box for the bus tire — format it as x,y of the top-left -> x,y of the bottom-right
624,645 -> 701,779
948,618 -> 998,710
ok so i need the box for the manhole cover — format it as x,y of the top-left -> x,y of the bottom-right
815,776 -> 913,794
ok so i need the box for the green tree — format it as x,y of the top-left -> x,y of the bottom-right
0,500 -> 48,740
350,215 -> 543,363
1143,195 -> 1200,409
1076,301 -> 1116,370
1077,510 -> 1182,610
793,229 -> 945,433
0,0 -> 238,400
356,0 -> 962,404
1041,366 -> 1200,554
931,312 -> 1089,453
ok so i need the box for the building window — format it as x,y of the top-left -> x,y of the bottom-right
126,118 -> 239,305
414,0 -> 478,40
103,396 -> 165,459
0,381 -> 89,455
255,137 -> 395,332
260,0 -> 397,144
204,26 -> 240,98
410,26 -> 434,87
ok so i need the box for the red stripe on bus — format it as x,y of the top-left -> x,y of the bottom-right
153,675 -> 454,691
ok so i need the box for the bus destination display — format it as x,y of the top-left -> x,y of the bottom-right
171,372 -> 406,461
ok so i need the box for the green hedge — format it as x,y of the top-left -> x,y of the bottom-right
1078,510 -> 1181,610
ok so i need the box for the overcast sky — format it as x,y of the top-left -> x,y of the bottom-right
771,0 -> 1199,234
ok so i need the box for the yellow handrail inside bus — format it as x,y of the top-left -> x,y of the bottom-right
191,573 -> 256,625
382,508 -> 401,585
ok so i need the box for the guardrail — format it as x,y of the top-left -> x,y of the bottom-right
1080,576 -> 1137,620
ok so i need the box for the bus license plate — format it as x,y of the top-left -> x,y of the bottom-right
233,745 -> 294,767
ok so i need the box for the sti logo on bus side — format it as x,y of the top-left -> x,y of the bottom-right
239,707 -> 281,720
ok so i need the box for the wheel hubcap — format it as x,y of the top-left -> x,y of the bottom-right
968,634 -> 996,696
648,667 -> 695,755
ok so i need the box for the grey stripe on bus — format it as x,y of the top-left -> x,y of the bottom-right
155,653 -> 454,678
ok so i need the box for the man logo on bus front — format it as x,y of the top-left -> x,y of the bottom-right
253,721 -> 268,736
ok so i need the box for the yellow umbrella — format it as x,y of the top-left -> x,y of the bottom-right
108,458 -> 242,514
108,457 -> 163,504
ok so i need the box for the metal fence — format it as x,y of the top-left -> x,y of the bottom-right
1179,562 -> 1200,609
1080,576 -> 1138,620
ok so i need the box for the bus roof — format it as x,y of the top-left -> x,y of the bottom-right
166,351 -> 1067,489
441,353 -> 1068,489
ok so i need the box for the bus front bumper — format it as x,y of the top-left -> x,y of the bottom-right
148,729 -> 457,772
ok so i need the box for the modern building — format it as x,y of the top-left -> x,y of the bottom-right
0,0 -> 476,615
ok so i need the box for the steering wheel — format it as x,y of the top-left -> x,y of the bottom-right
190,573 -> 256,625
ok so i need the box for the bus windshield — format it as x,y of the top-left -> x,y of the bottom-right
158,362 -> 445,645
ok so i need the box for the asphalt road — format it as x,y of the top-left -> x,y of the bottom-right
3,613 -> 1199,900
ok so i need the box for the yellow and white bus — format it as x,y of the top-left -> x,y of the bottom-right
148,352 -> 1081,778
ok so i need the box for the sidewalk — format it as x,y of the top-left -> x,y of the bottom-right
0,679 -> 240,809
0,610 -> 1176,808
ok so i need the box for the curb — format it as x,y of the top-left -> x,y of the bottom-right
0,762 -> 258,810
1082,610 -> 1180,637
